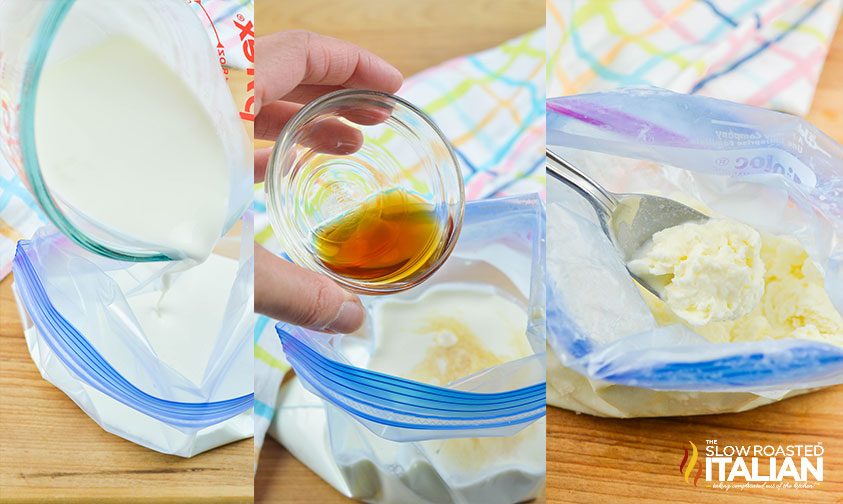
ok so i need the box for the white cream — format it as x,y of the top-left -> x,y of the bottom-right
116,254 -> 240,385
35,36 -> 230,262
367,285 -> 533,385
628,219 -> 765,326
367,283 -> 544,493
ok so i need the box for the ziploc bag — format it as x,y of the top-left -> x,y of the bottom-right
274,194 -> 546,503
11,220 -> 254,456
546,87 -> 843,417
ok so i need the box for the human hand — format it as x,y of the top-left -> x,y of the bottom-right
254,30 -> 403,332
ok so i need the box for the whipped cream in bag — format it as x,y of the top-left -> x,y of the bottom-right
546,88 -> 843,417
367,284 -> 534,385
627,218 -> 765,326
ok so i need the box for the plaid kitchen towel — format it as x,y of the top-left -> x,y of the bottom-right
548,0 -> 842,114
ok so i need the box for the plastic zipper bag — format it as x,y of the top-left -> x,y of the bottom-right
546,88 -> 843,417
11,218 -> 254,456
273,194 -> 546,503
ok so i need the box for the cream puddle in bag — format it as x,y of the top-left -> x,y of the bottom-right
369,283 -> 545,476
347,260 -> 545,494
368,286 -> 532,384
115,253 -> 241,386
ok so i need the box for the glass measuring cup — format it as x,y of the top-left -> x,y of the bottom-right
265,90 -> 464,295
0,0 -> 250,262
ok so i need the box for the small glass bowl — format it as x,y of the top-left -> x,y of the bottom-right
265,90 -> 464,295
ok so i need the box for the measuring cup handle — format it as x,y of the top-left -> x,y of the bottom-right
546,149 -> 617,218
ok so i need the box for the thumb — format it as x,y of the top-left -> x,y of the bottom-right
255,244 -> 365,333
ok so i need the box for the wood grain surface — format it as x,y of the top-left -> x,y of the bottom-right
255,438 -> 347,504
257,0 -> 545,78
545,22 -> 843,504
253,0 -> 544,502
0,71 -> 255,502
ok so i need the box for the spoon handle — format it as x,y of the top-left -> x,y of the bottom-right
546,149 -> 618,218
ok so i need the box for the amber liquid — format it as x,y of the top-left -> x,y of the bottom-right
312,189 -> 447,283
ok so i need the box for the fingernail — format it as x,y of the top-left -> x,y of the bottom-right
324,299 -> 365,333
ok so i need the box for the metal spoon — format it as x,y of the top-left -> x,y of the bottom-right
546,149 -> 708,298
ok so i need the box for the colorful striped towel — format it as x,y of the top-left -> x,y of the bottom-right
252,28 -> 546,455
547,0 -> 842,115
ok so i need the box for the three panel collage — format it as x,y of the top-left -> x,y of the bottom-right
1,1 -> 842,503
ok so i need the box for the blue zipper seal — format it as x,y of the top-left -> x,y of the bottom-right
13,240 -> 253,428
278,324 -> 545,430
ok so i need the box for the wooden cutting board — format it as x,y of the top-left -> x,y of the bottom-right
546,22 -> 843,504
